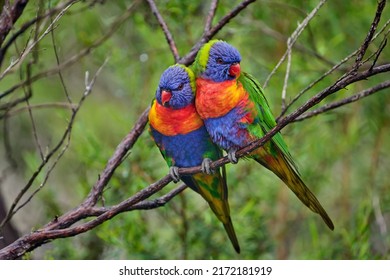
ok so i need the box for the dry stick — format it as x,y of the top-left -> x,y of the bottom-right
15,61 -> 109,215
24,63 -> 45,160
146,0 -> 180,62
24,2 -> 49,161
4,102 -> 77,117
254,20 -> 335,67
204,0 -> 219,33
281,39 -> 292,111
0,0 -> 29,46
294,80 -> 390,122
263,0 -> 327,89
369,37 -> 388,72
353,0 -> 387,72
49,1 -> 73,104
89,184 -> 188,216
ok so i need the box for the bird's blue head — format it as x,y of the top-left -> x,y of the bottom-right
156,65 -> 196,109
195,40 -> 242,82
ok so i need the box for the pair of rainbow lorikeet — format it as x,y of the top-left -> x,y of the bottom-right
148,40 -> 334,253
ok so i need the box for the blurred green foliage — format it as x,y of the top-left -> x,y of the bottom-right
1,0 -> 389,259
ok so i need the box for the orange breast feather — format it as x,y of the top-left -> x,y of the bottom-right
149,100 -> 204,136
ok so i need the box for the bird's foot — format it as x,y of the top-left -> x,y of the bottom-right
169,166 -> 180,183
201,158 -> 214,175
227,149 -> 239,164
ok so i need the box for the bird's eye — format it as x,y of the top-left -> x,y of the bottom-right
177,83 -> 184,90
216,58 -> 224,64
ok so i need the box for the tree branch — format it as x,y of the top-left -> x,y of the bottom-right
178,0 -> 257,66
204,0 -> 219,34
294,80 -> 390,122
353,0 -> 387,71
146,0 -> 180,62
0,0 -> 29,46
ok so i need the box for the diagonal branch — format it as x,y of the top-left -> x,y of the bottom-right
294,80 -> 390,122
146,0 -> 180,62
82,106 -> 150,208
353,0 -> 387,71
0,0 -> 29,47
178,0 -> 257,66
204,0 -> 219,33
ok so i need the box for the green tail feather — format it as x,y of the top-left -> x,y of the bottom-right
187,167 -> 241,253
222,218 -> 241,253
252,146 -> 334,230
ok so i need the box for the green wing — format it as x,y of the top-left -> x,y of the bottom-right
238,72 -> 298,171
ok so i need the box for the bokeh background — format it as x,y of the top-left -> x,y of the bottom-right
0,0 -> 389,259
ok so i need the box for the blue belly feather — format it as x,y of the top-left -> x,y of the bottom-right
150,126 -> 217,167
204,106 -> 250,151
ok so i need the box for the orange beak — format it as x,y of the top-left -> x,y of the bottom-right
161,90 -> 172,106
229,62 -> 241,77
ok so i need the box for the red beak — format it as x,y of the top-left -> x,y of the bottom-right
229,62 -> 241,77
161,90 -> 172,106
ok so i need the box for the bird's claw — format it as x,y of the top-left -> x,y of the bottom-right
227,149 -> 239,164
201,158 -> 215,175
169,166 -> 180,183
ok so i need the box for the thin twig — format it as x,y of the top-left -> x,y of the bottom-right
146,0 -> 180,62
3,102 -> 77,117
0,1 -> 76,81
89,184 -> 188,215
277,51 -> 357,120
281,38 -> 292,111
0,0 -> 29,46
353,0 -> 387,71
204,0 -> 219,33
369,38 -> 388,72
49,0 -> 73,104
264,0 -> 327,89
0,1 -> 80,66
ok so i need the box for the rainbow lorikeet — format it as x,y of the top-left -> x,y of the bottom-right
148,64 -> 240,253
192,40 -> 334,230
